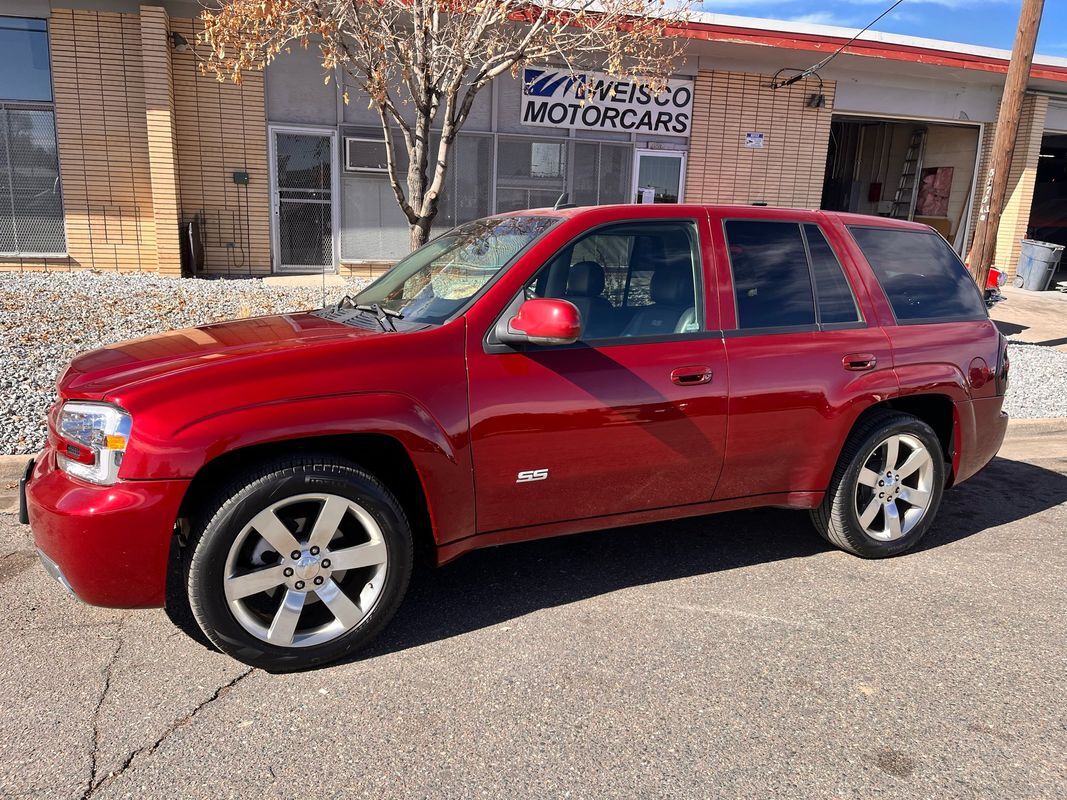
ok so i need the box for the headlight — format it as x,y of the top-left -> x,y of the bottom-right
55,402 -> 132,485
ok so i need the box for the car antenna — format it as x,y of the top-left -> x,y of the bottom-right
553,193 -> 576,210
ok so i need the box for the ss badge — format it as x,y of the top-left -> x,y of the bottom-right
516,468 -> 549,484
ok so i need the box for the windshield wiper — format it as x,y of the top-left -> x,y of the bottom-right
354,303 -> 403,332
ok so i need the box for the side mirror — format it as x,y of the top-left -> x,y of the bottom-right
500,298 -> 582,346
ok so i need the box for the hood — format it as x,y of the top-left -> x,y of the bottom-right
60,312 -> 385,397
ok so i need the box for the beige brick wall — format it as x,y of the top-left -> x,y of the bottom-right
685,71 -> 836,208
141,5 -> 182,276
964,95 -> 1049,278
171,16 -> 271,275
338,262 -> 397,279
0,6 -> 269,275
0,9 -> 156,273
995,94 -> 1048,277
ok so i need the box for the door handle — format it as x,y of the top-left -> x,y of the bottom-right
843,353 -> 877,371
671,366 -> 714,386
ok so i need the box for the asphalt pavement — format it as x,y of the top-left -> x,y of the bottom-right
1,439 -> 1065,799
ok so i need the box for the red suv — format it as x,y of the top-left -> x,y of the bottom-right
22,205 -> 1008,670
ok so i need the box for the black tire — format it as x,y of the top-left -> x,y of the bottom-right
810,410 -> 946,558
186,455 -> 413,671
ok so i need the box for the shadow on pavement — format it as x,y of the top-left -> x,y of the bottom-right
356,456 -> 1067,662
164,456 -> 1067,666
994,320 -> 1028,337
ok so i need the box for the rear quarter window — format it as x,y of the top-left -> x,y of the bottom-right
849,226 -> 987,322
725,220 -> 816,329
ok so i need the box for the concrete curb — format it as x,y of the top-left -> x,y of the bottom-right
1001,417 -> 1067,438
0,455 -> 30,483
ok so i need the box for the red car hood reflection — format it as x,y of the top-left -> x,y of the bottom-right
60,313 -> 378,397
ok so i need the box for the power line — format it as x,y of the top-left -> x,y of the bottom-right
771,0 -> 907,89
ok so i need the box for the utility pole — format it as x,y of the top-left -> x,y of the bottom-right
966,0 -> 1044,290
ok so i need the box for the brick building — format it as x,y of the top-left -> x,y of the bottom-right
1,2 -> 1066,278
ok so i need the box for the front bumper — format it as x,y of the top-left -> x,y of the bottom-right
23,449 -> 189,608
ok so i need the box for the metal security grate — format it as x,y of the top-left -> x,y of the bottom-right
275,132 -> 332,194
278,199 -> 331,268
0,107 -> 66,254
274,131 -> 333,270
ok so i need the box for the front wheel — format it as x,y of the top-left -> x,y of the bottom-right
811,411 -> 945,558
186,456 -> 413,671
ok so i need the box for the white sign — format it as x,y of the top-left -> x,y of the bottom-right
520,67 -> 694,136
638,187 -> 656,204
745,131 -> 765,149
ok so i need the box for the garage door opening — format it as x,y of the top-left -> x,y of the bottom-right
1027,132 -> 1067,289
1029,133 -> 1067,247
822,116 -> 981,254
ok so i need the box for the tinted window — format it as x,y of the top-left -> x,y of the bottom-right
526,221 -> 702,340
804,224 -> 860,324
725,220 -> 815,329
849,227 -> 986,321
0,18 -> 51,102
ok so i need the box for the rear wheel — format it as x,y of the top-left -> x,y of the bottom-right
811,411 -> 945,558
187,456 -> 412,671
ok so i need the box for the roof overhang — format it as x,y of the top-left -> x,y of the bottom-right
673,12 -> 1067,85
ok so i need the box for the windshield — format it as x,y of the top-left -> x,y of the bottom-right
351,215 -> 559,325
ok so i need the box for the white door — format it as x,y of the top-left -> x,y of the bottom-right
632,150 -> 686,204
270,128 -> 338,273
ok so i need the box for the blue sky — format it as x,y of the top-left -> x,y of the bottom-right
699,1 -> 1067,57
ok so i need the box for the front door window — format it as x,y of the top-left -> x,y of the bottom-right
524,220 -> 703,340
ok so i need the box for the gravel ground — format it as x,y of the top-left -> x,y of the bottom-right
1,271 -> 369,455
1,271 -> 1064,454
1002,341 -> 1067,419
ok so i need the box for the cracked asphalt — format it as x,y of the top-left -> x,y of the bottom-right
1,445 -> 1065,799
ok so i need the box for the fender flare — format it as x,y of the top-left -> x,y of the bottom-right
123,392 -> 472,545
892,362 -> 971,405
832,365 -> 968,485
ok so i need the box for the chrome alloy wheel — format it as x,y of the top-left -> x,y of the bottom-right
854,433 -> 935,542
223,493 -> 388,647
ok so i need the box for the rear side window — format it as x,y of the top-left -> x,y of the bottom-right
805,224 -> 861,325
849,227 -> 986,322
725,220 -> 815,329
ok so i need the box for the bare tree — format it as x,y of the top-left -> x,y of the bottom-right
201,0 -> 694,250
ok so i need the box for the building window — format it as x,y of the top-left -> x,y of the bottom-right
437,134 -> 492,228
572,142 -> 631,206
0,18 -> 51,102
496,136 -> 568,212
0,17 -> 65,255
340,130 -> 492,260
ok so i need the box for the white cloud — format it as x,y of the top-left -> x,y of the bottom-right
787,12 -> 858,26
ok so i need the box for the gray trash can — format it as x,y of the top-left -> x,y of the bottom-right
1015,239 -> 1065,291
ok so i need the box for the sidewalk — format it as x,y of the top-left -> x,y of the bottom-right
990,286 -> 1067,351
